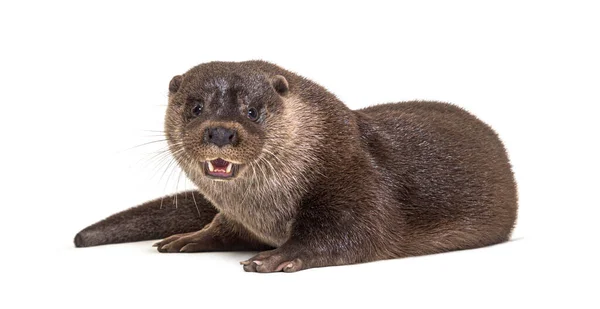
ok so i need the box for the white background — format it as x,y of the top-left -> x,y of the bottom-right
1,1 -> 598,308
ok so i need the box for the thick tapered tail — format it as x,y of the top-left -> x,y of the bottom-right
74,191 -> 218,247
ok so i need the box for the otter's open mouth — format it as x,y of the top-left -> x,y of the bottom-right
204,158 -> 239,180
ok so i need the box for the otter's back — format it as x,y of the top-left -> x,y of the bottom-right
355,101 -> 517,252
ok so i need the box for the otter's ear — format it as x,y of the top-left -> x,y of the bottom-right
271,75 -> 289,96
169,75 -> 183,93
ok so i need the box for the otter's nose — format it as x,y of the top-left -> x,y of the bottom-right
205,127 -> 238,147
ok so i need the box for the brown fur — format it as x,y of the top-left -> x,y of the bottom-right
74,60 -> 518,273
74,191 -> 217,247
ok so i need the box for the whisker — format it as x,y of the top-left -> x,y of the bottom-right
158,149 -> 184,208
133,139 -> 168,147
147,147 -> 184,180
174,168 -> 184,209
191,190 -> 202,219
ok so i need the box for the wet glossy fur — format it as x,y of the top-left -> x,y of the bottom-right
74,60 -> 518,272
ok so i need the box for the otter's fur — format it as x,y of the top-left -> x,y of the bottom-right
75,61 -> 517,273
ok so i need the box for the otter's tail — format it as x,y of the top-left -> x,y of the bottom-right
74,191 -> 218,247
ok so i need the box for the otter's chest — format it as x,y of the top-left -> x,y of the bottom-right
207,189 -> 297,247
226,207 -> 294,247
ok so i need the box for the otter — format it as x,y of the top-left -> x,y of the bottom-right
74,60 -> 518,273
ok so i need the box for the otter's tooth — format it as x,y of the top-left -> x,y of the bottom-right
207,161 -> 214,172
226,163 -> 232,173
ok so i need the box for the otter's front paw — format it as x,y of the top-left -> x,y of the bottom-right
240,247 -> 306,273
153,231 -> 206,253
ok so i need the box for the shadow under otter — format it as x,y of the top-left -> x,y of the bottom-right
75,60 -> 518,273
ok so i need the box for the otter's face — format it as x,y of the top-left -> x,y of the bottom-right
164,66 -> 289,181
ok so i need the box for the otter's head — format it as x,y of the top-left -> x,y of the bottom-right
164,62 -> 292,182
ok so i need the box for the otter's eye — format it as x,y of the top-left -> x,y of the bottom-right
191,101 -> 203,117
247,107 -> 259,121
